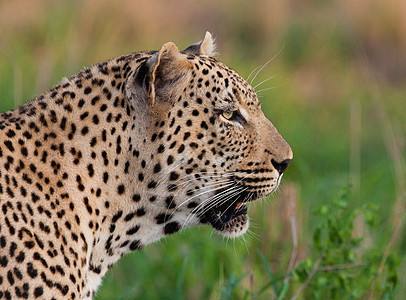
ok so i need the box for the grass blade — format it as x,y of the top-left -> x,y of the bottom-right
257,250 -> 280,295
175,258 -> 188,300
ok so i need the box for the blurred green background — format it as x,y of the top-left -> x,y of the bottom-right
0,0 -> 405,299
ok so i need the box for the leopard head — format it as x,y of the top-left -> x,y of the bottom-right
125,32 -> 292,238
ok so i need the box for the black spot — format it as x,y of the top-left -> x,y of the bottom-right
136,208 -> 146,216
34,286 -> 43,297
4,141 -> 14,152
91,96 -> 100,105
78,183 -> 85,192
7,270 -> 14,285
81,127 -> 89,135
167,184 -> 177,191
103,172 -> 109,183
132,194 -> 141,202
58,118 -> 67,131
153,164 -> 161,173
148,181 -> 157,189
0,256 -> 8,267
117,185 -> 125,195
6,130 -> 15,138
124,212 -> 135,221
27,263 -> 38,278
126,225 -> 140,235
13,267 -> 23,280
169,141 -> 177,149
187,202 -> 198,208
164,222 -> 180,235
93,115 -> 99,124
129,240 -> 141,251
169,172 -> 179,181
124,161 -> 130,174
156,213 -> 172,224
167,155 -> 174,165
87,164 -> 94,177
157,145 -> 165,153
165,196 -> 176,209
80,112 -> 89,120
21,147 -> 28,156
112,210 -> 123,222
78,99 -> 85,108
90,137 -> 97,147
178,144 -> 185,153
24,241 -> 35,249
89,264 -> 101,274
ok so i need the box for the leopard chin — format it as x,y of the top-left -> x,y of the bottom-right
213,213 -> 250,238
198,189 -> 253,237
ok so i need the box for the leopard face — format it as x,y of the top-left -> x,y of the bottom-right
127,35 -> 293,239
0,32 -> 292,299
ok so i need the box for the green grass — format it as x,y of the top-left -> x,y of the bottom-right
1,1 -> 405,299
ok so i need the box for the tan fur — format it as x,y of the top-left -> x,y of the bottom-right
0,33 -> 292,299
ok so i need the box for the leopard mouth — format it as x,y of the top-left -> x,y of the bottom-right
200,189 -> 255,232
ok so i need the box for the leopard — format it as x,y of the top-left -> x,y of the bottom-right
0,32 -> 292,299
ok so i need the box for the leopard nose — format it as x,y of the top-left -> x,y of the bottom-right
271,158 -> 292,174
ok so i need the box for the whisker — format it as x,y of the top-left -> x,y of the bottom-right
256,87 -> 276,94
170,171 -> 239,200
196,185 -> 244,217
253,75 -> 275,90
173,173 -> 235,188
246,65 -> 262,82
218,187 -> 248,220
174,180 -> 234,211
181,185 -> 240,228
169,172 -> 236,193
173,177 -> 234,201
250,43 -> 285,86
195,172 -> 252,216
169,181 -> 235,225
156,158 -> 185,185
188,184 -> 238,218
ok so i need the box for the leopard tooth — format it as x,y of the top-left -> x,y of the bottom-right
236,202 -> 248,209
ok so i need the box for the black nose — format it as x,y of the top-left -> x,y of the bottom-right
271,158 -> 292,174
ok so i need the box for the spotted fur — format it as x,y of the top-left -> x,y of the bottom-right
0,32 -> 292,299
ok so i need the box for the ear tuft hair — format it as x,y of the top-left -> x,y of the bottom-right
182,31 -> 218,57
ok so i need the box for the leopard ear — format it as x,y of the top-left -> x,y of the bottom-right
129,42 -> 192,106
182,31 -> 217,56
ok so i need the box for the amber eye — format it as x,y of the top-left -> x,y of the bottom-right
222,111 -> 234,120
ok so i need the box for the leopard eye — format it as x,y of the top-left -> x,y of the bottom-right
222,111 -> 234,120
219,109 -> 246,125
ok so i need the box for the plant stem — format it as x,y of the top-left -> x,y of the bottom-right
290,249 -> 326,300
367,196 -> 406,299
